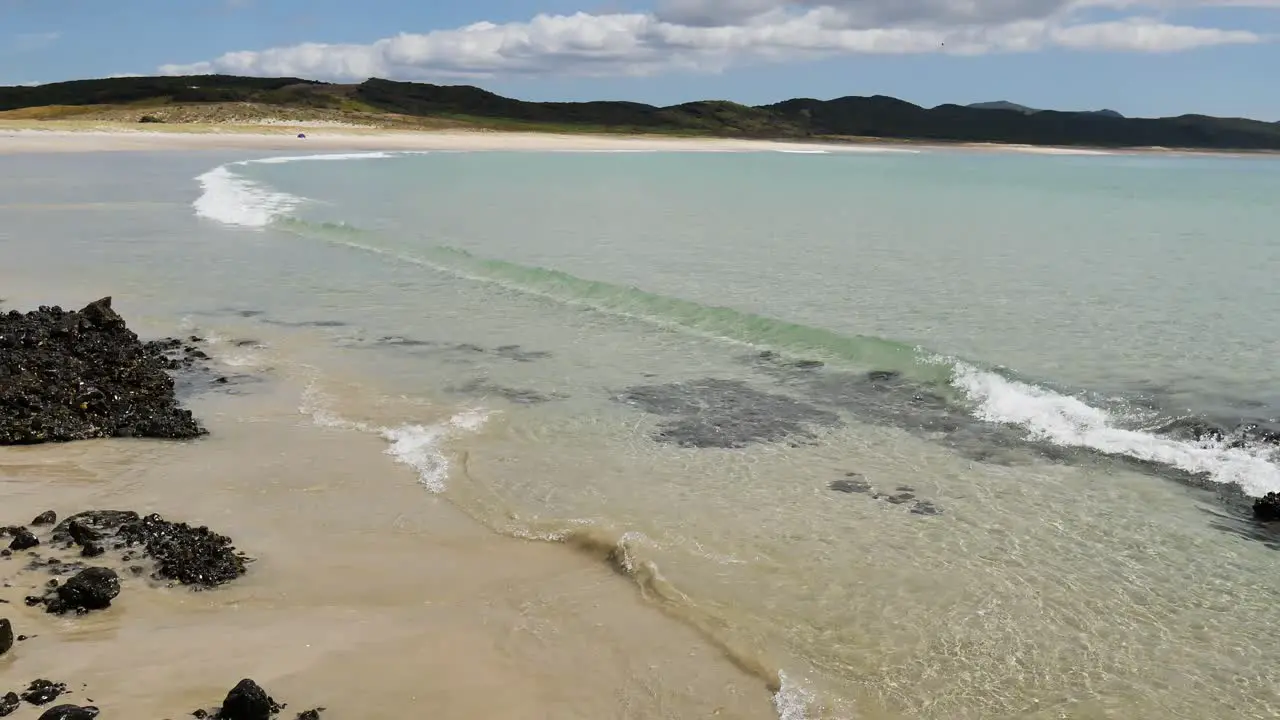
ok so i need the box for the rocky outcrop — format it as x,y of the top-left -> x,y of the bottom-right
1254,493 -> 1280,522
0,297 -> 205,444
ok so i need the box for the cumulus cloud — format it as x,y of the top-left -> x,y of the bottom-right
158,1 -> 1270,82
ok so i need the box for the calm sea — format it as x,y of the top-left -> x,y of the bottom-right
3,146 -> 1280,719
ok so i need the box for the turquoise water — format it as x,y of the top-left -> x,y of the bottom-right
5,147 -> 1280,719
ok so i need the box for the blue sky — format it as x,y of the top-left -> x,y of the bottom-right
2,0 -> 1278,120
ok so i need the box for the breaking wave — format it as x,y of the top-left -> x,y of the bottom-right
193,151 -> 428,228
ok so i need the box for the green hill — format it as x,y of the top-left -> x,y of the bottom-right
3,75 -> 1278,151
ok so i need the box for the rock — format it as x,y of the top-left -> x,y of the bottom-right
295,710 -> 324,720
911,501 -> 943,516
0,297 -> 206,445
66,521 -> 100,547
31,511 -> 56,526
36,705 -> 99,720
50,510 -> 139,543
218,679 -> 281,720
885,492 -> 916,504
829,478 -> 872,494
118,513 -> 247,587
7,528 -> 38,551
79,543 -> 104,558
0,693 -> 19,718
0,618 -> 12,656
21,679 -> 67,705
1254,493 -> 1280,522
48,568 -> 120,614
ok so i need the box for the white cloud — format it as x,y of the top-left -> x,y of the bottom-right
158,2 -> 1270,82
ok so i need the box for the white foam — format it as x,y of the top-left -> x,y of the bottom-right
952,363 -> 1280,497
193,151 -> 430,228
193,165 -> 305,227
773,672 -> 815,720
380,410 -> 490,493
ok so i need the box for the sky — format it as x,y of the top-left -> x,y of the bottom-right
2,0 -> 1278,120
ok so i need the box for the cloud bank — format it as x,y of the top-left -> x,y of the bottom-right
158,0 -> 1271,81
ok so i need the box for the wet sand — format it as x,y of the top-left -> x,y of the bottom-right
0,371 -> 778,719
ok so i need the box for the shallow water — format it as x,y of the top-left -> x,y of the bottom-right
3,148 -> 1280,719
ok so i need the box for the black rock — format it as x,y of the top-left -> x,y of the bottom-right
36,705 -> 99,720
21,679 -> 67,705
66,521 -> 101,548
0,618 -> 12,656
118,513 -> 247,587
79,543 -> 104,558
51,511 -> 139,545
1254,493 -> 1280,522
0,693 -> 19,718
31,511 -> 57,526
295,710 -> 324,720
885,492 -> 916,504
218,679 -> 280,720
0,297 -> 206,445
48,568 -> 120,614
8,528 -> 38,551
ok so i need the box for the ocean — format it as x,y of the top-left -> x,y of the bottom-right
3,145 -> 1279,719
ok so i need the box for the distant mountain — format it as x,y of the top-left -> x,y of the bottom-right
968,101 -> 1039,114
968,101 -> 1126,119
0,75 -> 1276,150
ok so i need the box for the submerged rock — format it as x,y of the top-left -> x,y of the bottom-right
1254,493 -> 1280,522
617,378 -> 841,448
218,679 -> 281,720
36,706 -> 98,720
0,297 -> 205,444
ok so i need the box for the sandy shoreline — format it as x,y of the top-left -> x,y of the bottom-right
3,122 -> 1274,157
0,126 -> 906,155
0,363 -> 781,719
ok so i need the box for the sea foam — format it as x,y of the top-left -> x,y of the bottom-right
299,379 -> 488,493
193,151 -> 428,228
952,362 -> 1280,497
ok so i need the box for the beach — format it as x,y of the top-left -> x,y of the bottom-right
2,128 -> 1279,720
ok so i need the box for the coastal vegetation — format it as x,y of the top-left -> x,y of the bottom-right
2,74 -> 1279,150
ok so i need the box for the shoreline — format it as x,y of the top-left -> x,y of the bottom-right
3,122 -> 1276,157
0,319 -> 784,720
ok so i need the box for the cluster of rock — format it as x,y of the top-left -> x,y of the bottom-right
0,297 -> 205,444
4,509 -> 250,615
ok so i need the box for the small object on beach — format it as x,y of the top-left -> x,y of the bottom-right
21,679 -> 67,706
36,705 -> 98,720
297,133 -> 306,139
0,693 -> 20,718
31,511 -> 57,527
295,709 -> 325,720
218,679 -> 281,720
0,618 -> 13,656
1254,492 -> 1280,522
8,528 -> 39,552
